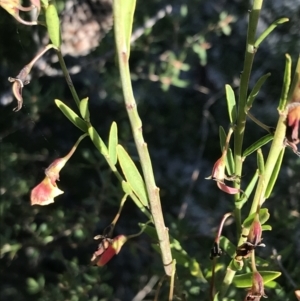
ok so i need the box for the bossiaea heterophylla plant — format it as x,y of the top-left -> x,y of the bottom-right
3,0 -> 300,299
209,1 -> 300,300
5,0 -> 173,284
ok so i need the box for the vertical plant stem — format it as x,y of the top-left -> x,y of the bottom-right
114,2 -> 173,276
234,0 -> 263,235
221,0 -> 263,297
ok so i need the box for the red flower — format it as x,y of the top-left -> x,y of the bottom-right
31,176 -> 64,206
91,235 -> 127,267
30,134 -> 87,206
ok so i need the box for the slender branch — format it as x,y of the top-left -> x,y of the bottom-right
221,0 -> 263,297
56,50 -> 81,108
114,12 -> 173,276
233,0 -> 263,234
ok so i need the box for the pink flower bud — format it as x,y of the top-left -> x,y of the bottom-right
247,216 -> 263,247
247,271 -> 267,299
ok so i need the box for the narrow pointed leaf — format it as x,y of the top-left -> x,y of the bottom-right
243,134 -> 273,158
79,97 -> 90,122
246,73 -> 271,109
108,122 -> 118,165
233,271 -> 281,288
265,148 -> 285,198
88,126 -> 109,156
45,3 -> 61,48
254,18 -> 289,48
117,145 -> 148,207
225,84 -> 237,123
278,54 -> 292,110
55,99 -> 87,132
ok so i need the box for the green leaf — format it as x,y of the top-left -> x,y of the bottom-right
243,134 -> 273,158
88,126 -> 109,156
236,170 -> 259,209
262,224 -> 272,231
225,84 -> 237,123
55,99 -> 87,132
233,271 -> 281,288
287,55 -> 300,105
226,148 -> 235,176
219,126 -> 226,151
213,292 -> 220,301
219,236 -> 236,258
246,73 -> 271,109
254,18 -> 289,48
45,3 -> 61,48
138,223 -> 158,240
108,122 -> 118,165
243,208 -> 270,228
79,97 -> 90,122
265,148 -> 285,198
27,277 -> 40,294
117,145 -> 149,207
256,149 -> 264,175
113,0 -> 136,60
278,54 -> 292,110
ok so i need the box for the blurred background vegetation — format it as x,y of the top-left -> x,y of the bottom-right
0,0 -> 300,300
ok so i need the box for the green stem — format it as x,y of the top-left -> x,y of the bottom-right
222,0 -> 263,297
56,50 -> 81,108
233,0 -> 263,236
114,21 -> 173,278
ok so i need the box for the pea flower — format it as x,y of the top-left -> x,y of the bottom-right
0,0 -> 40,26
30,134 -> 87,206
206,127 -> 240,194
91,235 -> 127,267
244,271 -> 267,300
